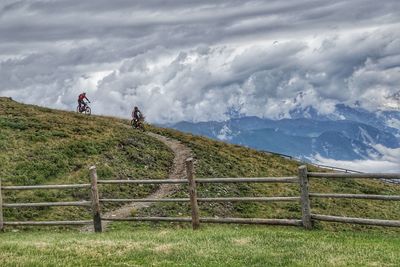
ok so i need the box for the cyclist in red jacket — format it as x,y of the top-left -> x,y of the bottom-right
78,92 -> 90,111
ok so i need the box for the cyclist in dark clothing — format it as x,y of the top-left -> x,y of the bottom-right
132,106 -> 143,121
78,92 -> 90,111
131,106 -> 145,130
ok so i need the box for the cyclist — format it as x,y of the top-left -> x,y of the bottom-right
131,106 -> 144,129
132,106 -> 143,121
78,92 -> 90,111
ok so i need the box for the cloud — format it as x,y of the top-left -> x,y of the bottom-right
0,0 -> 399,123
313,144 -> 400,172
91,27 -> 400,122
313,155 -> 400,173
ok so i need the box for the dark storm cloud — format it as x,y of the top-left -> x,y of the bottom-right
0,0 -> 399,122
1,0 -> 398,43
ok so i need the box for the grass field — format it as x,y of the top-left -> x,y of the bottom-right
0,225 -> 399,266
0,97 -> 174,222
1,98 -> 400,266
145,126 -> 400,232
1,97 -> 400,232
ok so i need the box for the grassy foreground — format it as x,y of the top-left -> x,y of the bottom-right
0,225 -> 399,266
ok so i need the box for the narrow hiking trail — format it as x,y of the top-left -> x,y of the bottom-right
83,131 -> 192,231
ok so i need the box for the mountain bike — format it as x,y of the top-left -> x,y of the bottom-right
131,117 -> 145,131
76,102 -> 91,115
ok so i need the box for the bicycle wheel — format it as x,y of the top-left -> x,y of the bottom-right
76,106 -> 80,113
85,106 -> 91,115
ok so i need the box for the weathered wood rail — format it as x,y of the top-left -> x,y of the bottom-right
98,158 -> 303,230
100,197 -> 301,203
307,169 -> 400,228
0,161 -> 399,232
0,171 -> 97,231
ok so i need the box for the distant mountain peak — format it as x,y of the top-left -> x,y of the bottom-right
167,106 -> 400,164
384,91 -> 400,109
224,105 -> 245,119
289,105 -> 321,120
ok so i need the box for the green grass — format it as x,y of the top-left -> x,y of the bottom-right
1,97 -> 400,266
0,97 -> 174,221
147,126 -> 400,232
0,225 -> 399,266
1,97 -> 400,233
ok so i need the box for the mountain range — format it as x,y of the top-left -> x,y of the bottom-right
165,104 -> 400,162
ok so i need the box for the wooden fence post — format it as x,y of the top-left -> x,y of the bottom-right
89,166 -> 102,233
298,165 -> 312,229
0,179 -> 3,231
186,158 -> 200,230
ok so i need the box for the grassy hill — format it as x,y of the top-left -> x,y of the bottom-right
142,126 -> 400,231
0,97 -> 399,232
0,97 -> 174,222
1,97 -> 400,266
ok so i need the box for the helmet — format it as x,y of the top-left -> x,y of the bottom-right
134,106 -> 138,110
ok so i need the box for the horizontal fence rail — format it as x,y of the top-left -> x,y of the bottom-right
311,214 -> 400,227
308,172 -> 400,179
311,164 -> 362,173
101,216 -> 303,226
3,201 -> 92,208
98,179 -> 187,184
4,220 -> 93,226
100,197 -> 300,203
97,177 -> 299,184
102,217 -> 192,222
100,198 -> 190,203
1,184 -> 91,190
200,217 -> 302,226
309,193 -> 400,201
195,177 -> 299,183
200,196 -> 299,202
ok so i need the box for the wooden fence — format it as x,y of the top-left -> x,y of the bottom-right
0,160 -> 399,232
263,150 -> 400,185
0,181 -> 93,229
306,170 -> 400,228
99,159 -> 302,230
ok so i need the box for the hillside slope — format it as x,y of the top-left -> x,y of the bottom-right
148,127 -> 400,231
0,97 -> 399,231
0,97 -> 174,222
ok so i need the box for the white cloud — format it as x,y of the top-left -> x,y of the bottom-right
313,154 -> 400,173
373,145 -> 400,163
89,27 -> 400,123
0,1 -> 399,123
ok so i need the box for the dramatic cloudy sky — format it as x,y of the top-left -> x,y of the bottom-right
1,0 -> 399,122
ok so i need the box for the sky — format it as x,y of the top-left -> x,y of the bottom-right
0,0 -> 399,123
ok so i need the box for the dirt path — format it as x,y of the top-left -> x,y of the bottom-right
83,132 -> 192,232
